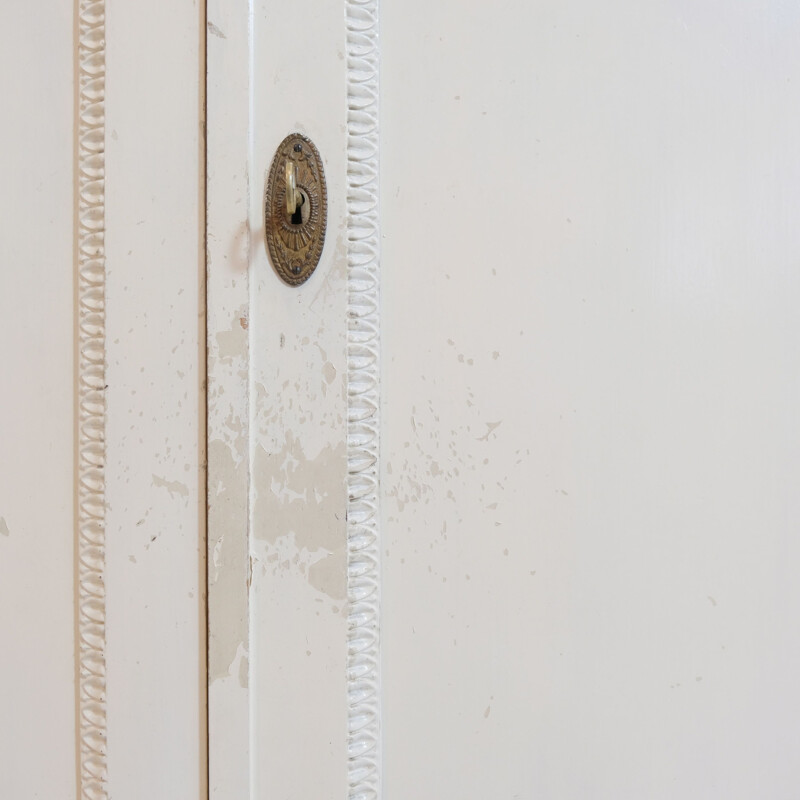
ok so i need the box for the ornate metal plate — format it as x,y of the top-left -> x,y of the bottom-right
264,133 -> 328,286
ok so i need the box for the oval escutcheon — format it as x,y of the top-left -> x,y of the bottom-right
264,133 -> 328,286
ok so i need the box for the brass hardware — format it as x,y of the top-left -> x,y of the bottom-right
264,133 -> 327,286
285,161 -> 301,217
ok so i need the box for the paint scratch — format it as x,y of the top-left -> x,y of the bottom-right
477,420 -> 503,441
207,21 -> 227,39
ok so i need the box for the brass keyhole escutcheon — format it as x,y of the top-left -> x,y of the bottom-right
264,133 -> 327,286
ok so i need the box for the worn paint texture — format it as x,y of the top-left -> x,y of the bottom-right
253,436 -> 346,600
207,438 -> 249,684
205,2 -> 253,795
206,0 -> 349,794
380,1 -> 800,799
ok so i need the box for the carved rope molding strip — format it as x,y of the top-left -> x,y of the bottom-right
346,1 -> 381,799
77,1 -> 108,798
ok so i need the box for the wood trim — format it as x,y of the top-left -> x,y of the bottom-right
76,0 -> 108,797
345,1 -> 381,798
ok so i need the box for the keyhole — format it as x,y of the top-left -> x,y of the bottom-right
290,190 -> 308,225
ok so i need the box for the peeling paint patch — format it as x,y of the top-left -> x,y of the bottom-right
152,473 -> 189,498
0,517 -> 9,537
208,439 -> 249,683
207,20 -> 227,39
477,420 -> 503,441
215,316 -> 247,363
253,433 -> 346,600
238,648 -> 249,688
322,361 -> 337,384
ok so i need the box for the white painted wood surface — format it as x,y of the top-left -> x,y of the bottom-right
0,4 -> 77,796
247,2 -> 350,795
1,3 -> 205,797
7,0 -> 800,793
381,2 -> 800,798
209,1 -> 800,799
206,0 -> 251,795
206,0 -> 355,796
103,1 -> 205,797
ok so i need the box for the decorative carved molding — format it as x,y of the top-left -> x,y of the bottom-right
346,1 -> 381,799
77,1 -> 108,797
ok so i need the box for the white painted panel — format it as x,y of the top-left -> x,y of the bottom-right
207,0 -> 350,796
381,2 -> 800,798
248,2 -> 349,797
0,4 -> 76,797
103,1 -> 205,797
1,3 -> 204,795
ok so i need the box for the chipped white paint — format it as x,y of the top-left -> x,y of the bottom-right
381,1 -> 800,798
207,1 -> 800,797
207,0 -> 366,795
242,3 -> 342,798
2,2 -> 204,797
103,1 -> 205,796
